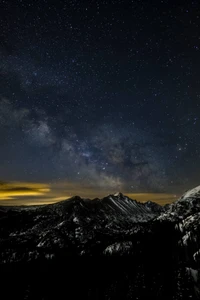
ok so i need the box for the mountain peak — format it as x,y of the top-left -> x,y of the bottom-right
113,192 -> 124,197
158,184 -> 200,221
179,185 -> 200,202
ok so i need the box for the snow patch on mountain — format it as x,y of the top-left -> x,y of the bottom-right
180,185 -> 200,202
104,241 -> 132,255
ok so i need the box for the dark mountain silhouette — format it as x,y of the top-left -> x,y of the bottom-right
0,187 -> 200,299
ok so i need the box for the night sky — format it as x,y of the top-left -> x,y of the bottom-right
0,0 -> 200,205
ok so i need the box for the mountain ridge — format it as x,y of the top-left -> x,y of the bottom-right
0,186 -> 200,298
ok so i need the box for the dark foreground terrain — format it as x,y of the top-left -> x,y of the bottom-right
0,189 -> 200,299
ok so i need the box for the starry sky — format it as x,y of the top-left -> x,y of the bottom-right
0,0 -> 200,205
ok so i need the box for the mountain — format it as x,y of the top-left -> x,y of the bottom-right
157,185 -> 200,297
143,200 -> 165,213
49,192 -> 164,220
0,188 -> 200,299
0,193 -> 162,260
158,185 -> 200,221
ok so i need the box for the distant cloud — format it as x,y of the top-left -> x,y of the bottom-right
0,181 -> 50,200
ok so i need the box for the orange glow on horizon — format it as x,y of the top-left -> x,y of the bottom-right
0,180 -> 180,206
0,181 -> 50,200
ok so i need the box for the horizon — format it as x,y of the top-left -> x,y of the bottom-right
0,180 -> 181,206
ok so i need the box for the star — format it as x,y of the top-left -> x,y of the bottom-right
0,0 -> 199,205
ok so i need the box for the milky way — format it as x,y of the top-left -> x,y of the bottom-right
0,0 -> 200,204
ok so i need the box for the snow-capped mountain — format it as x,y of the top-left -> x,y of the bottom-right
158,185 -> 200,221
0,193 -> 163,263
156,185 -> 200,297
0,187 -> 200,299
